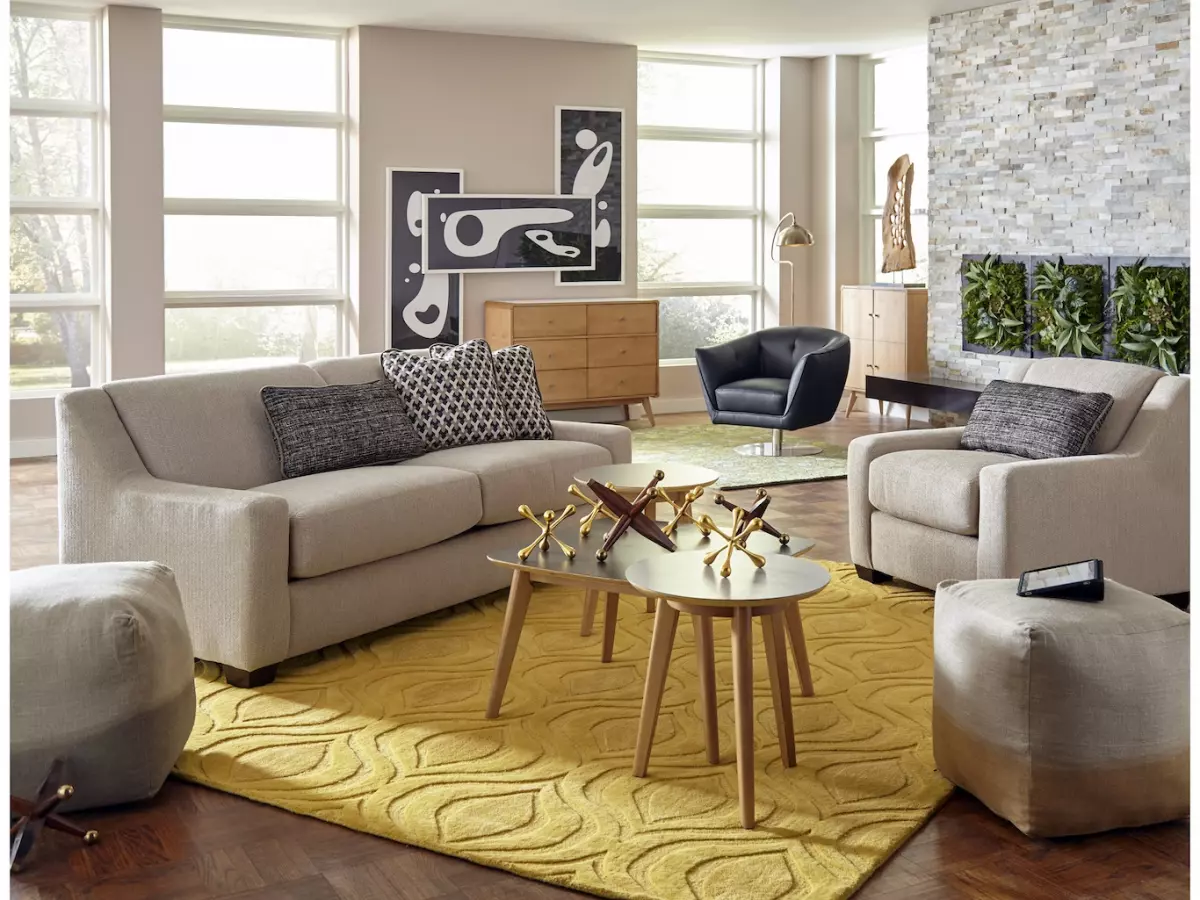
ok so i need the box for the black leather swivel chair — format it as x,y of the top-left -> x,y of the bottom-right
695,326 -> 851,457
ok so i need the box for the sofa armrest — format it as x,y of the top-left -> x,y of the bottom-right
847,427 -> 967,569
551,420 -> 633,464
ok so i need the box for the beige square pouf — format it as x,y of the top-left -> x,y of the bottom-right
933,577 -> 1189,837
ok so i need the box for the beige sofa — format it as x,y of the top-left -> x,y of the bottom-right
849,358 -> 1189,596
57,353 -> 632,686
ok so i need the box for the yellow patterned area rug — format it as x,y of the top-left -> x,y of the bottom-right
176,562 -> 951,900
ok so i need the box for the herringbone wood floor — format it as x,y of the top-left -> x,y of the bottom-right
9,405 -> 1189,899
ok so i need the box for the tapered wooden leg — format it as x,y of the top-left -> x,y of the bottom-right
693,614 -> 720,765
601,592 -> 620,663
845,391 -> 858,417
730,606 -> 756,828
486,570 -> 533,718
645,596 -> 656,614
905,404 -> 913,428
623,404 -> 631,421
580,589 -> 599,636
761,612 -> 796,768
784,602 -> 814,697
642,397 -> 656,426
632,600 -> 680,777
878,398 -> 885,418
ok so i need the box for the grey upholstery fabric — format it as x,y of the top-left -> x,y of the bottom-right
104,365 -> 325,490
261,380 -> 424,479
961,380 -> 1113,459
868,449 -> 1019,536
401,439 -> 611,525
10,562 -> 196,811
870,513 -> 980,588
934,577 -> 1189,837
310,353 -> 386,386
254,465 -> 483,578
432,342 -> 554,441
550,420 -> 633,464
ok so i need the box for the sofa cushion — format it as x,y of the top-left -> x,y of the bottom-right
869,449 -> 1020,536
1015,358 -> 1163,454
714,377 -> 790,416
960,380 -> 1113,460
402,439 -> 611,526
105,365 -> 325,490
432,343 -> 554,441
254,466 -> 483,578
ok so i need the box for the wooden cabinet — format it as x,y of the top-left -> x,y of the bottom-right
485,299 -> 659,424
838,285 -> 928,418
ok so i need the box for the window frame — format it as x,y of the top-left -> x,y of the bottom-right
9,4 -> 106,397
636,52 -> 765,365
859,49 -> 928,286
161,16 -> 349,363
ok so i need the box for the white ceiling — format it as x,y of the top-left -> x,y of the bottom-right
29,0 -> 991,56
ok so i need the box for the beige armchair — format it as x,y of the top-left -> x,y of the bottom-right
848,358 -> 1189,597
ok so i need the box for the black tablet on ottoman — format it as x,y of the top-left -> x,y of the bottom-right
1017,559 -> 1105,601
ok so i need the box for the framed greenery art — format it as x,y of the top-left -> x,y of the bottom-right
961,254 -> 1029,355
1109,258 -> 1190,375
1030,256 -> 1106,359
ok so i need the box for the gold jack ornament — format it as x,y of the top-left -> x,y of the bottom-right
566,483 -> 620,537
658,486 -> 710,538
697,507 -> 767,577
516,504 -> 577,561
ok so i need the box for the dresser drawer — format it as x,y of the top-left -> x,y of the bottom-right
523,338 -> 587,371
587,335 -> 657,369
586,303 -> 657,336
538,368 -> 588,403
587,365 -> 657,400
512,305 -> 587,339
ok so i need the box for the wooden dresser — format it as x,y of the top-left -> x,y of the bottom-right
839,285 -> 928,419
484,298 -> 659,424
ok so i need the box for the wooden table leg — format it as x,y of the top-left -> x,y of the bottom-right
580,589 -> 599,637
485,570 -> 534,718
645,596 -> 656,614
905,404 -> 913,428
761,611 -> 796,768
730,606 -> 756,828
783,602 -> 815,697
642,397 -> 656,426
632,600 -> 680,777
845,391 -> 858,417
693,614 -> 720,764
601,592 -> 620,662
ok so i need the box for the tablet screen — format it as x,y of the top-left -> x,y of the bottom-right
1022,561 -> 1095,591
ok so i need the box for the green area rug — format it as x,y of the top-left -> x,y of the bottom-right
632,424 -> 847,490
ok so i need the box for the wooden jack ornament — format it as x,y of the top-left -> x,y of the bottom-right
517,504 -> 577,561
567,483 -> 620,537
658,486 -> 710,538
588,471 -> 676,561
714,488 -> 790,545
697,507 -> 768,577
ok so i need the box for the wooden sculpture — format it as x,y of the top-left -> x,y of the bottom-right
588,471 -> 676,562
696,508 -> 767,577
517,504 -> 577,560
881,153 -> 916,274
10,759 -> 98,873
658,486 -> 710,538
567,483 -> 620,537
714,488 -> 790,546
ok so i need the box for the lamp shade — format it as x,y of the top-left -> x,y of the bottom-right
776,223 -> 814,248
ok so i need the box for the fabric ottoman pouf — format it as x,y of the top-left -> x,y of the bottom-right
932,578 -> 1189,837
10,562 -> 197,810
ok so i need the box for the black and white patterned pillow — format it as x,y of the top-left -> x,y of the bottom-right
961,380 -> 1114,459
431,342 -> 554,441
381,340 -> 514,451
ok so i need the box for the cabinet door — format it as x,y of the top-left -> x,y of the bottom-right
841,288 -> 875,341
873,289 -> 908,344
872,340 -> 909,378
847,339 -> 872,391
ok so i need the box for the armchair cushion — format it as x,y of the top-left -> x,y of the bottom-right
869,449 -> 1020,536
961,380 -> 1114,460
714,377 -> 789,416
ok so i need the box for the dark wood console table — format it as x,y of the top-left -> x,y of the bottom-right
865,372 -> 985,427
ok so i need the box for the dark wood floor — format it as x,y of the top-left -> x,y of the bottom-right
9,405 -> 1189,899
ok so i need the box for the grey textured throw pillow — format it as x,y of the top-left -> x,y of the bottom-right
381,339 -> 515,451
961,380 -> 1114,459
430,342 -> 554,441
261,380 -> 424,479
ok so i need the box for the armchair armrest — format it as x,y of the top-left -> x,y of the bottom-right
782,339 -> 851,428
848,427 -> 967,568
695,333 -> 760,412
551,420 -> 632,464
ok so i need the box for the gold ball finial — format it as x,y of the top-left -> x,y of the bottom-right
84,829 -> 100,845
57,784 -> 74,801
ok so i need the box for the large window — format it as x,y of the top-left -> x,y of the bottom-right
861,48 -> 928,285
162,21 -> 345,373
9,8 -> 102,392
637,55 -> 762,362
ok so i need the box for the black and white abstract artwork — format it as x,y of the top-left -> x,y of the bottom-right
556,106 -> 623,286
422,194 -> 595,273
386,168 -> 462,349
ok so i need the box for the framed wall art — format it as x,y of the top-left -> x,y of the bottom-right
555,106 -> 624,286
